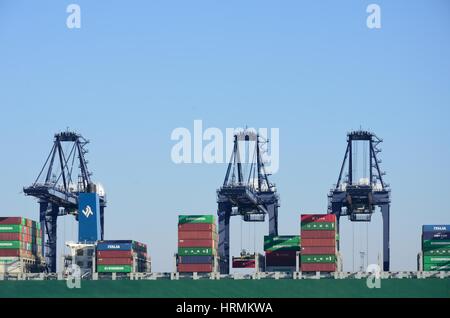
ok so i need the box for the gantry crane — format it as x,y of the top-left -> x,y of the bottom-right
217,130 -> 279,274
23,131 -> 106,272
328,130 -> 391,271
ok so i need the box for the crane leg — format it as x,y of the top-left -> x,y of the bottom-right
267,202 -> 278,236
39,201 -> 48,266
381,204 -> 390,272
218,202 -> 231,274
46,204 -> 59,273
100,205 -> 105,241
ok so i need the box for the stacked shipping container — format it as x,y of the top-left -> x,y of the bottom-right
0,217 -> 43,270
96,240 -> 149,273
300,214 -> 337,272
177,215 -> 217,273
264,235 -> 300,270
422,225 -> 450,271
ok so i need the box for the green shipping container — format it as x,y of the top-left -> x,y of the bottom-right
423,264 -> 450,271
422,240 -> 450,251
178,215 -> 215,224
423,248 -> 450,256
301,255 -> 336,263
97,265 -> 133,273
301,222 -> 335,231
423,256 -> 450,265
264,236 -> 301,251
0,241 -> 21,249
0,225 -> 23,233
178,247 -> 215,256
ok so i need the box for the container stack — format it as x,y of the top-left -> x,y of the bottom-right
0,217 -> 44,273
422,225 -> 450,271
300,214 -> 338,272
177,215 -> 217,273
264,235 -> 300,271
96,240 -> 150,273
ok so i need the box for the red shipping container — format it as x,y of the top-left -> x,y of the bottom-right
301,238 -> 336,247
178,223 -> 216,232
178,239 -> 215,248
266,251 -> 297,267
96,250 -> 133,258
301,214 -> 336,224
0,249 -> 20,257
0,233 -> 21,241
97,258 -> 133,265
301,246 -> 336,255
301,230 -> 336,239
178,264 -> 213,273
0,217 -> 23,225
178,231 -> 215,240
232,259 -> 256,268
301,263 -> 336,272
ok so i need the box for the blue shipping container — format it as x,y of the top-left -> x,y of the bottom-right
423,232 -> 450,240
423,225 -> 450,233
178,256 -> 214,264
96,242 -> 133,251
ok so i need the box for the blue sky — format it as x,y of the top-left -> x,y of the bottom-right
0,1 -> 449,272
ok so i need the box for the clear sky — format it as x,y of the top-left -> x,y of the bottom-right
0,1 -> 449,272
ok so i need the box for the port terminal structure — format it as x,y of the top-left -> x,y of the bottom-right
217,130 -> 279,274
328,130 -> 391,271
23,131 -> 107,272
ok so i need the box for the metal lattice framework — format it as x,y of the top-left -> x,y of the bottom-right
24,131 -> 106,272
217,130 -> 279,274
328,130 -> 391,271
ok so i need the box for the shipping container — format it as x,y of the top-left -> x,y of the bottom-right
178,215 -> 215,225
422,240 -> 450,251
265,251 -> 297,267
301,238 -> 336,247
0,225 -> 23,233
423,225 -> 450,233
301,255 -> 336,263
0,217 -> 26,225
177,264 -> 214,273
97,265 -> 132,273
178,231 -> 216,240
301,230 -> 336,239
178,256 -> 214,264
0,241 -> 21,249
301,214 -> 336,224
96,250 -> 133,258
264,236 -> 300,251
301,263 -> 337,272
232,259 -> 256,268
96,242 -> 133,251
178,239 -> 216,248
301,222 -> 335,231
97,258 -> 133,265
423,256 -> 450,264
178,223 -> 216,232
423,264 -> 450,271
178,247 -> 215,256
423,248 -> 450,256
423,232 -> 450,240
0,257 -> 21,264
0,233 -> 21,241
301,246 -> 336,255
